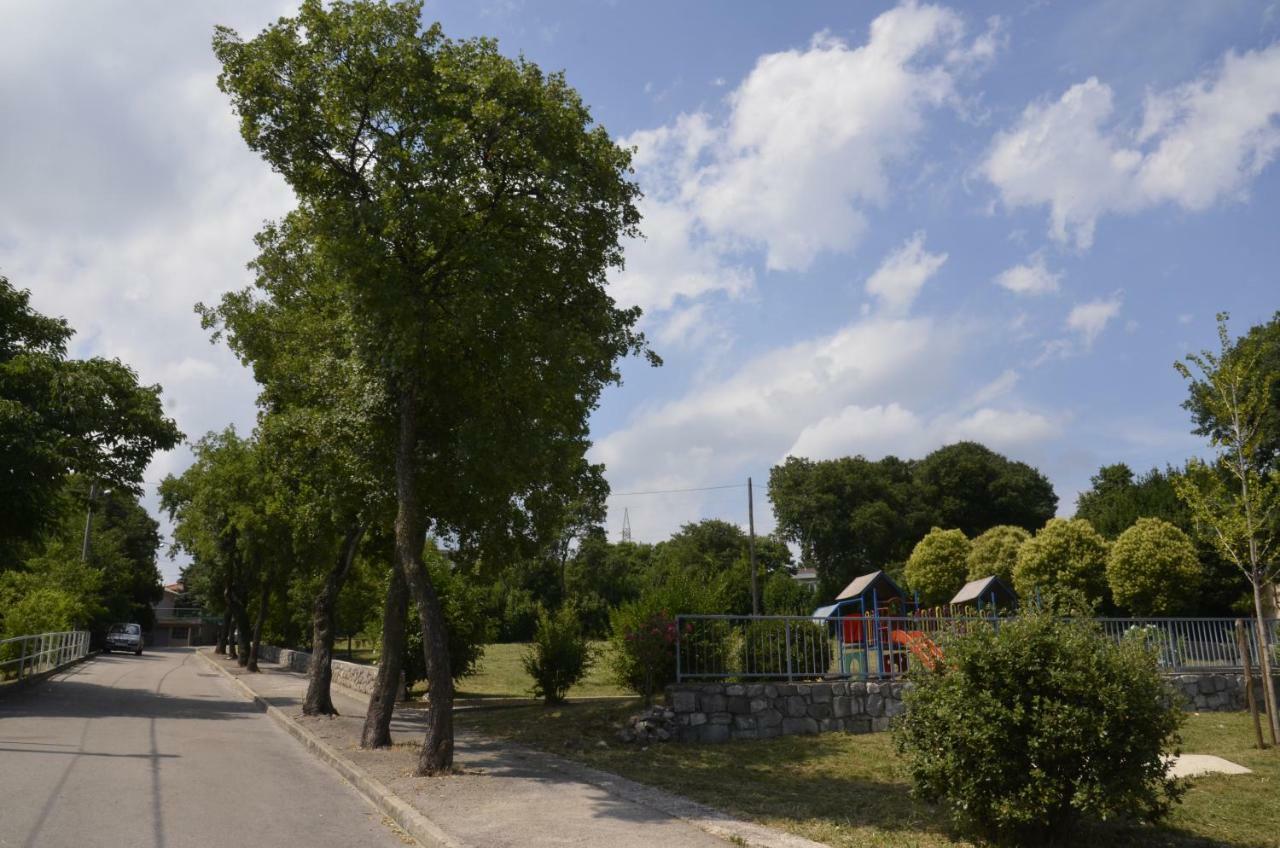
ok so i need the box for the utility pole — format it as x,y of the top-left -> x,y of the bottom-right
80,480 -> 98,563
748,477 -> 759,615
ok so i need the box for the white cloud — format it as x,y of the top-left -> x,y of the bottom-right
864,232 -> 948,315
615,2 -> 998,334
1066,295 -> 1123,346
788,403 -> 928,461
983,43 -> 1280,248
0,2 -> 297,579
994,253 -> 1061,295
943,407 -> 1058,449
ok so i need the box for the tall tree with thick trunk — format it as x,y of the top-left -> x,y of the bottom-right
214,0 -> 652,773
304,524 -> 365,716
361,562 -> 408,748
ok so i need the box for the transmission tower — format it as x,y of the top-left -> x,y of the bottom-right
621,508 -> 632,542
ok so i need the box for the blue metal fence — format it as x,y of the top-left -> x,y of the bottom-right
675,614 -> 1279,682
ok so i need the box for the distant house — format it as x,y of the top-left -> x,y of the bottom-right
150,582 -> 219,647
792,568 -> 819,589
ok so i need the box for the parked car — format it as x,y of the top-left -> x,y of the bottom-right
104,623 -> 144,655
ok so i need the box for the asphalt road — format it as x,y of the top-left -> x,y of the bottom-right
0,649 -> 408,848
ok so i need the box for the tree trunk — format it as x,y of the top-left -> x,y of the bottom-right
215,609 -> 231,655
305,524 -> 365,716
1251,587 -> 1280,744
230,592 -> 252,667
394,385 -> 454,775
361,564 -> 408,748
247,573 -> 270,673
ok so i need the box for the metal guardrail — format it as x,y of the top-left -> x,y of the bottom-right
675,614 -> 1280,682
0,631 -> 91,682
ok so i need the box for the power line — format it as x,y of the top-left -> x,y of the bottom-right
607,483 -> 747,497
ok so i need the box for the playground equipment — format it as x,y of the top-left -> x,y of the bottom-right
810,571 -> 1015,677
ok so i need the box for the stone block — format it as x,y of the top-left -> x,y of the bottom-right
807,702 -> 832,720
702,693 -> 727,713
866,694 -> 884,716
832,696 -> 852,718
776,684 -> 796,696
871,716 -> 891,732
733,714 -> 756,731
846,716 -> 873,734
884,698 -> 905,717
725,684 -> 746,697
700,724 -> 731,743
786,696 -> 808,717
727,696 -> 750,714
757,709 -> 783,728
764,684 -> 778,699
830,682 -> 848,696
746,684 -> 765,697
671,690 -> 698,713
811,684 -> 832,703
1197,676 -> 1215,695
709,712 -> 732,725
818,718 -> 839,733
1213,676 -> 1227,692
848,682 -> 867,697
689,712 -> 708,727
866,682 -> 882,695
749,698 -> 769,713
782,716 -> 819,735
732,727 -> 759,741
758,724 -> 782,739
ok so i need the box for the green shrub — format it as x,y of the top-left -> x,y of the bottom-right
1013,518 -> 1110,610
893,610 -> 1184,843
404,552 -> 494,688
904,528 -> 970,606
737,619 -> 830,679
762,570 -> 816,615
1106,517 -> 1202,616
609,576 -> 720,705
522,604 -> 594,704
965,525 -> 1029,584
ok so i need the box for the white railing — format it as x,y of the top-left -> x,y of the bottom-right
0,631 -> 91,682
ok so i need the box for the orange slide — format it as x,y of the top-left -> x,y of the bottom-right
891,629 -> 943,671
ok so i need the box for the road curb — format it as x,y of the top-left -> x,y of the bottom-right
197,649 -> 469,848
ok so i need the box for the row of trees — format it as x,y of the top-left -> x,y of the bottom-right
903,516 -> 1205,615
0,277 -> 181,649
158,0 -> 659,775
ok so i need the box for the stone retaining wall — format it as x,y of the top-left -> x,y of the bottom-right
664,680 -> 907,743
255,645 -> 385,697
667,672 -> 1276,744
1168,672 -> 1278,713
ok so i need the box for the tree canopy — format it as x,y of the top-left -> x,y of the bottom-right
1,276 -> 181,567
213,0 -> 654,772
769,442 -> 1056,597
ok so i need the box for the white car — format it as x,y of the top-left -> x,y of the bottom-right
104,623 -> 144,655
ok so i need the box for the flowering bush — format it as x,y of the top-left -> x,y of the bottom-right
608,577 -> 718,705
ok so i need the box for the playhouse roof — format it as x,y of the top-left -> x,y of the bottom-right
950,575 -> 1016,606
835,569 -> 906,602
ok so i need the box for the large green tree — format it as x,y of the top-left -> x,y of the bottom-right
913,442 -> 1058,537
770,443 -> 1056,598
1074,463 -> 1247,615
1,276 -> 181,567
213,0 -> 652,773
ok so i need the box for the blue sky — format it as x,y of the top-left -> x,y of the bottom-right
2,1 -> 1278,579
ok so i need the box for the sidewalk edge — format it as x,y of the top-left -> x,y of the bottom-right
197,649 -> 469,848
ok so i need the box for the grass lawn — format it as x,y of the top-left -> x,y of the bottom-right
397,641 -> 628,700
456,703 -> 1280,848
